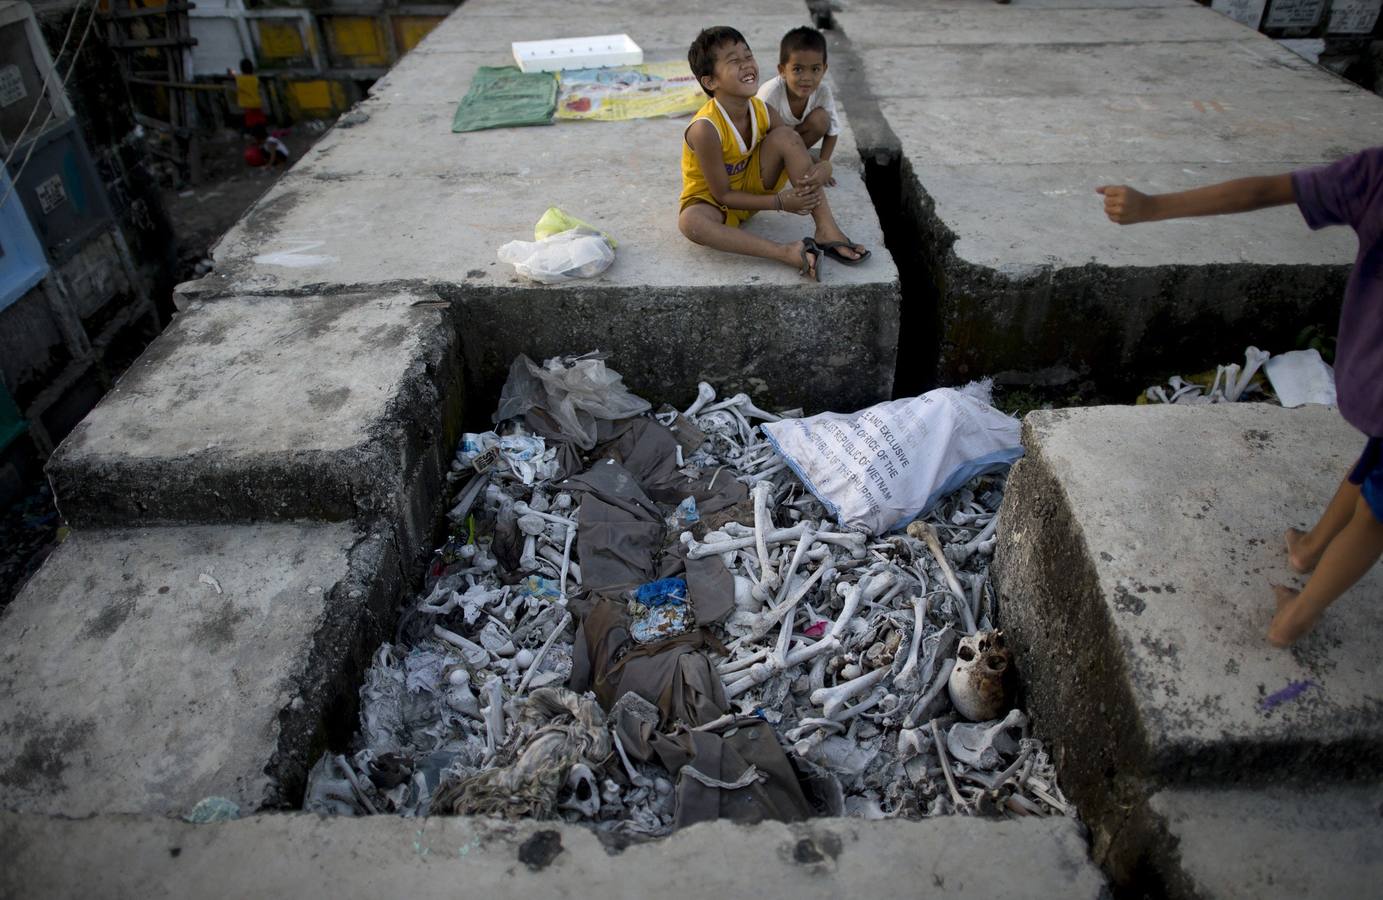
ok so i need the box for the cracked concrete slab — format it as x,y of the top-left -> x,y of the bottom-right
992,403 -> 1383,889
996,404 -> 1383,786
830,0 -> 1381,386
178,0 -> 898,410
0,812 -> 1108,899
1148,784 -> 1383,899
0,524 -> 397,817
47,289 -> 461,553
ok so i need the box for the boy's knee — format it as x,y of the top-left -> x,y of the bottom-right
678,210 -> 706,243
767,125 -> 805,149
805,107 -> 830,129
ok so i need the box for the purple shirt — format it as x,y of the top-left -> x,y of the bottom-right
1293,148 -> 1383,436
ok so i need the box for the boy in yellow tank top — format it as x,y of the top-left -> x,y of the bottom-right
679,27 -> 870,281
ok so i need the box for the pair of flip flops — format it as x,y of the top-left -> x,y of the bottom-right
798,237 -> 872,281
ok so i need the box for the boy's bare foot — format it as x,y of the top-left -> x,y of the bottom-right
784,239 -> 819,280
813,225 -> 864,261
1284,527 -> 1318,574
1267,583 -> 1315,647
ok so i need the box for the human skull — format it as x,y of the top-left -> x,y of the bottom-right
558,763 -> 601,818
947,629 -> 1016,722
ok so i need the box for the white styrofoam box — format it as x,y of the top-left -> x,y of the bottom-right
512,34 -> 643,73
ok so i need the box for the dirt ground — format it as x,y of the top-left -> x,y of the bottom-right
162,121 -> 334,281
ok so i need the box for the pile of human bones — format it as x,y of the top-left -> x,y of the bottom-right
305,356 -> 1071,834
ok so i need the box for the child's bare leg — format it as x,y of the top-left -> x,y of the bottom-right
793,108 -> 830,150
1285,476 -> 1361,573
678,202 -> 817,276
1268,495 -> 1383,646
757,126 -> 865,259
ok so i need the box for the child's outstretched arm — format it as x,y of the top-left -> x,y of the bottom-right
1096,174 -> 1295,224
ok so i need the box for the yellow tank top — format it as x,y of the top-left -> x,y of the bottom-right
680,96 -> 771,207
235,74 -> 262,110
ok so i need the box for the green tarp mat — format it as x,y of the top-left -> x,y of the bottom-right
452,66 -> 558,133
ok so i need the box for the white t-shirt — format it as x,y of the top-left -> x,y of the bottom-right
756,75 -> 841,137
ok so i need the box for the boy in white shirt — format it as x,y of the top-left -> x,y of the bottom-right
756,27 -> 840,169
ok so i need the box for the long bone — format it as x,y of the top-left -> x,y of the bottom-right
1227,345 -> 1270,401
811,664 -> 890,719
558,522 -> 576,604
482,676 -> 505,757
892,595 -> 929,691
682,523 -> 811,559
610,728 -> 652,788
952,516 -> 999,566
537,545 -> 580,584
724,578 -> 865,698
903,658 -> 957,729
512,502 -> 577,532
433,625 -> 490,668
752,481 -> 780,595
517,514 -> 547,571
909,522 -> 974,632
701,392 -> 783,422
735,562 -> 832,645
683,381 -> 716,418
930,718 -> 967,813
517,611 -> 573,694
773,528 -> 816,605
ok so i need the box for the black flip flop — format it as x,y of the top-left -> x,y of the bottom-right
798,237 -> 821,282
816,239 -> 871,265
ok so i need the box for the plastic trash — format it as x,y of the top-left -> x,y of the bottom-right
498,228 -> 614,284
535,207 -> 616,247
629,578 -> 691,644
185,796 -> 241,823
674,495 -> 699,524
494,353 -> 651,449
457,432 -> 499,467
1265,349 -> 1337,408
762,386 -> 1023,536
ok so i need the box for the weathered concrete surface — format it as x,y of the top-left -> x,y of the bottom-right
46,290 -> 461,561
993,403 -> 1383,885
830,0 -> 1381,387
179,0 -> 900,411
1148,784 -> 1383,899
0,524 -> 397,816
0,811 -> 1109,898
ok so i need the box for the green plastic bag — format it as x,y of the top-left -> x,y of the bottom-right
452,66 -> 558,133
534,207 -> 617,248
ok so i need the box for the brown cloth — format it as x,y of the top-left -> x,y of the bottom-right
569,598 -> 726,728
614,712 -> 814,828
561,460 -> 664,595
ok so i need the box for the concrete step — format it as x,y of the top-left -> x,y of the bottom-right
176,0 -> 900,413
47,289 -> 460,557
992,403 -> 1383,883
1148,783 -> 1383,899
0,523 -> 397,816
829,0 -> 1378,386
0,811 -> 1109,899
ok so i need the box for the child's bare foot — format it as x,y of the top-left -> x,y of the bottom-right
783,239 -> 819,280
1284,527 -> 1319,574
1267,584 -> 1316,647
813,225 -> 864,261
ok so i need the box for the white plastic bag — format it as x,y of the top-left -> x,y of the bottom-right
494,353 -> 651,449
497,228 -> 614,283
762,387 -> 1023,536
1265,349 -> 1337,408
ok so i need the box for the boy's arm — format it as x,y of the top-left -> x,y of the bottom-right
818,133 -> 837,162
687,119 -> 817,213
1096,174 -> 1294,225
